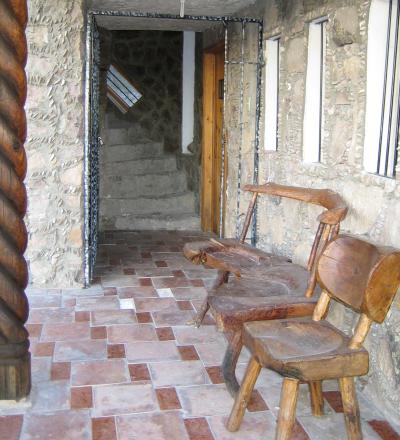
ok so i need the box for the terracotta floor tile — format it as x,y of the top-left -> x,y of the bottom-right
141,251 -> 152,258
155,260 -> 168,267
136,312 -> 153,323
41,322 -> 90,342
72,359 -> 129,386
26,323 -> 42,339
184,417 -> 215,440
71,386 -> 93,409
323,391 -> 344,413
92,417 -> 117,440
33,342 -> 55,357
0,415 -> 23,440
172,270 -> 186,277
292,420 -> 310,440
91,309 -> 137,325
125,341 -> 180,363
129,363 -> 151,381
156,326 -> 175,341
93,383 -> 157,416
108,344 -> 126,358
150,360 -> 208,387
191,279 -> 205,287
103,287 -> 118,295
206,366 -> 224,384
177,300 -> 194,311
117,412 -> 188,440
21,411 -> 91,440
139,277 -> 153,286
156,387 -> 182,410
123,268 -> 136,275
107,324 -> 157,343
91,326 -> 107,339
135,297 -> 178,312
247,390 -> 269,412
178,345 -> 200,361
51,362 -> 71,380
368,420 -> 400,440
75,311 -> 91,322
54,340 -> 107,362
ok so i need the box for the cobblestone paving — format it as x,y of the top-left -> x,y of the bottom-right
1,231 -> 399,440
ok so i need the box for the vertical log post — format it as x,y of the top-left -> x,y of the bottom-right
0,0 -> 31,399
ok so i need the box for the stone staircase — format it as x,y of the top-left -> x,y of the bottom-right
99,127 -> 200,231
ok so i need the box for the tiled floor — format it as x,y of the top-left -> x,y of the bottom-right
1,230 -> 399,440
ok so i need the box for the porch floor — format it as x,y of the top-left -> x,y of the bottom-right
2,231 -> 398,439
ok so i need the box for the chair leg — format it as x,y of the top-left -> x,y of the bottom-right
186,299 -> 209,328
222,330 -> 243,397
339,377 -> 362,440
226,356 -> 261,432
276,378 -> 300,440
308,381 -> 324,416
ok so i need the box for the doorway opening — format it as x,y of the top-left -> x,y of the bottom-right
84,11 -> 263,285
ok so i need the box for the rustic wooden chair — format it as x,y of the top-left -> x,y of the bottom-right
226,234 -> 400,440
183,182 -> 348,397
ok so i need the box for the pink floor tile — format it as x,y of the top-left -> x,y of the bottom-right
75,296 -> 120,311
125,341 -> 180,363
134,297 -> 178,312
107,324 -> 158,343
31,380 -> 70,412
117,412 -> 189,440
178,384 -> 233,417
152,309 -> 195,327
93,383 -> 157,416
28,308 -> 74,324
171,287 -> 208,300
118,286 -> 159,298
41,322 -> 90,342
21,411 -> 91,440
174,326 -> 226,345
71,359 -> 129,386
28,294 -> 61,308
91,309 -> 137,325
150,361 -> 209,387
54,340 -> 107,362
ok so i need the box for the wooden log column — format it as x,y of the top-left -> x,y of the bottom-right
0,0 -> 31,399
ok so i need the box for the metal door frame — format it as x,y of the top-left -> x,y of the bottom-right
84,10 -> 264,286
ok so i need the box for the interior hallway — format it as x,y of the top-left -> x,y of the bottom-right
2,231 -> 397,439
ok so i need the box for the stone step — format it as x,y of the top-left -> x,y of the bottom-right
100,142 -> 164,162
106,128 -> 130,145
102,156 -> 177,176
100,192 -> 196,216
103,213 -> 201,231
101,171 -> 188,198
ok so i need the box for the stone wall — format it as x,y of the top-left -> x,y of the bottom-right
224,0 -> 400,425
106,30 -> 183,152
25,0 -> 85,287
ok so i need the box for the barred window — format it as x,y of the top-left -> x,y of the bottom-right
303,18 -> 328,163
264,37 -> 280,151
364,0 -> 400,177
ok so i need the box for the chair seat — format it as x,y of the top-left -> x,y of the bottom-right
208,264 -> 317,331
243,318 -> 369,381
183,239 -> 290,276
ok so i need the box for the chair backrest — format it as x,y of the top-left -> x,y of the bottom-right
241,182 -> 348,297
313,234 -> 400,350
317,235 -> 400,323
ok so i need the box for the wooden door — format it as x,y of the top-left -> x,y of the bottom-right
201,43 -> 226,234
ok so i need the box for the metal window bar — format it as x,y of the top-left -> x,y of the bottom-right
377,0 -> 400,177
318,20 -> 327,163
84,11 -> 264,285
